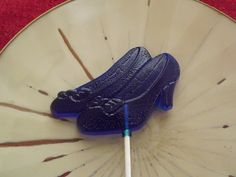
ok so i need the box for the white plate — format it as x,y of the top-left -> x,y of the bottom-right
0,0 -> 236,176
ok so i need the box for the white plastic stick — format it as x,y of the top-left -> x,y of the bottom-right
124,134 -> 131,177
124,104 -> 131,177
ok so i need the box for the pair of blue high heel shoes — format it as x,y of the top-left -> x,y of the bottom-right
51,47 -> 180,135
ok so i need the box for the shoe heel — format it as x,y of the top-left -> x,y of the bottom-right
155,82 -> 177,111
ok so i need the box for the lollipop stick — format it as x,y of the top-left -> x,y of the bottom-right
124,132 -> 131,177
124,104 -> 131,177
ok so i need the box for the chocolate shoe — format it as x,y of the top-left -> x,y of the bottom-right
51,47 -> 151,118
77,53 -> 180,135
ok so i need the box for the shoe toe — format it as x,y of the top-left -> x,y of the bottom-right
50,98 -> 80,118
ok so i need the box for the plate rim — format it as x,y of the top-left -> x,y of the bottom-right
0,0 -> 72,55
0,0 -> 235,56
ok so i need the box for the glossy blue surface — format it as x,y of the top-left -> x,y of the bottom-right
50,48 -> 180,136
77,53 -> 180,135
